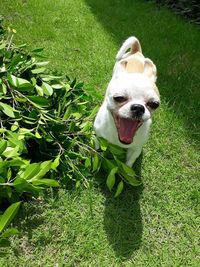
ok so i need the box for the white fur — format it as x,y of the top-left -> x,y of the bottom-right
94,37 -> 159,167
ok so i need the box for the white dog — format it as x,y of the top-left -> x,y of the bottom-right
94,36 -> 160,167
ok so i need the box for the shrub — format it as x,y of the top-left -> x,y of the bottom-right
155,0 -> 200,24
0,18 -> 141,249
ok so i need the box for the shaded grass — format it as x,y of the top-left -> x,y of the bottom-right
85,0 -> 200,145
0,0 -> 199,266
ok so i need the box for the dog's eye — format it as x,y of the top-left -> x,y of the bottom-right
113,96 -> 127,103
147,100 -> 160,109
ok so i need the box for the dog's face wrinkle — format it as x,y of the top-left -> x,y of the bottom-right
113,95 -> 129,106
108,91 -> 159,121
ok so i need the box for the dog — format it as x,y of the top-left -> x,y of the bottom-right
94,36 -> 160,167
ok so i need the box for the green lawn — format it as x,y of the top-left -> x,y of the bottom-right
0,0 -> 199,266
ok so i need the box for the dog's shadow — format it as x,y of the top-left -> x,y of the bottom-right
98,153 -> 143,259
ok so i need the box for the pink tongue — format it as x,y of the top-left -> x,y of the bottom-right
118,118 -> 139,144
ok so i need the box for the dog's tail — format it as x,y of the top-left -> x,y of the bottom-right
116,36 -> 142,61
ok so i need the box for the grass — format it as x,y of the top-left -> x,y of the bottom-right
0,0 -> 199,266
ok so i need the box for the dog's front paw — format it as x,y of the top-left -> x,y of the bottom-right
126,148 -> 142,167
126,159 -> 135,167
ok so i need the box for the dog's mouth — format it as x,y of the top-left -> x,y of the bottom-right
113,114 -> 143,144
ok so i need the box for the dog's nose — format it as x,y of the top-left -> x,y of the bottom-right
130,104 -> 145,117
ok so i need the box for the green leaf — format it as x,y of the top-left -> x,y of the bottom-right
0,161 -> 8,169
51,84 -> 63,89
115,159 -> 141,186
120,162 -> 136,177
35,85 -> 43,96
114,181 -> 124,197
17,43 -> 27,48
35,131 -> 42,139
3,146 -> 19,158
41,75 -> 63,82
7,168 -> 12,181
31,77 -> 37,86
109,144 -> 126,159
28,96 -> 49,107
42,82 -> 53,96
13,178 -> 41,197
7,157 -> 29,167
8,74 -> 18,87
106,167 -> 118,191
8,74 -> 33,91
32,179 -> 59,187
102,159 -> 116,172
88,105 -> 99,119
2,83 -> 7,95
19,78 -> 32,92
7,131 -> 25,149
92,153 -> 99,172
11,122 -> 19,131
69,121 -> 75,132
76,180 -> 81,188
14,97 -> 27,103
0,129 -> 6,133
19,163 -> 40,180
84,158 -> 91,168
31,160 -> 52,180
31,47 -> 44,53
72,112 -> 82,119
9,54 -> 22,69
99,137 -> 108,151
1,228 -> 19,238
80,121 -> 91,133
31,67 -> 46,74
63,106 -> 72,120
51,156 -> 60,171
35,61 -> 49,67
0,202 -> 21,233
0,140 -> 7,154
0,102 -> 15,118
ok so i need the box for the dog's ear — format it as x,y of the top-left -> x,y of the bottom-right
144,58 -> 157,82
121,61 -> 127,69
131,38 -> 142,54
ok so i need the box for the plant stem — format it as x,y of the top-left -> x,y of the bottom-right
7,34 -> 14,51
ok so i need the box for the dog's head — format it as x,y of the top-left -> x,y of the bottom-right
106,54 -> 160,145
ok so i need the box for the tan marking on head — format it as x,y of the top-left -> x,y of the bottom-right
125,58 -> 144,73
121,52 -> 145,73
120,52 -> 160,97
